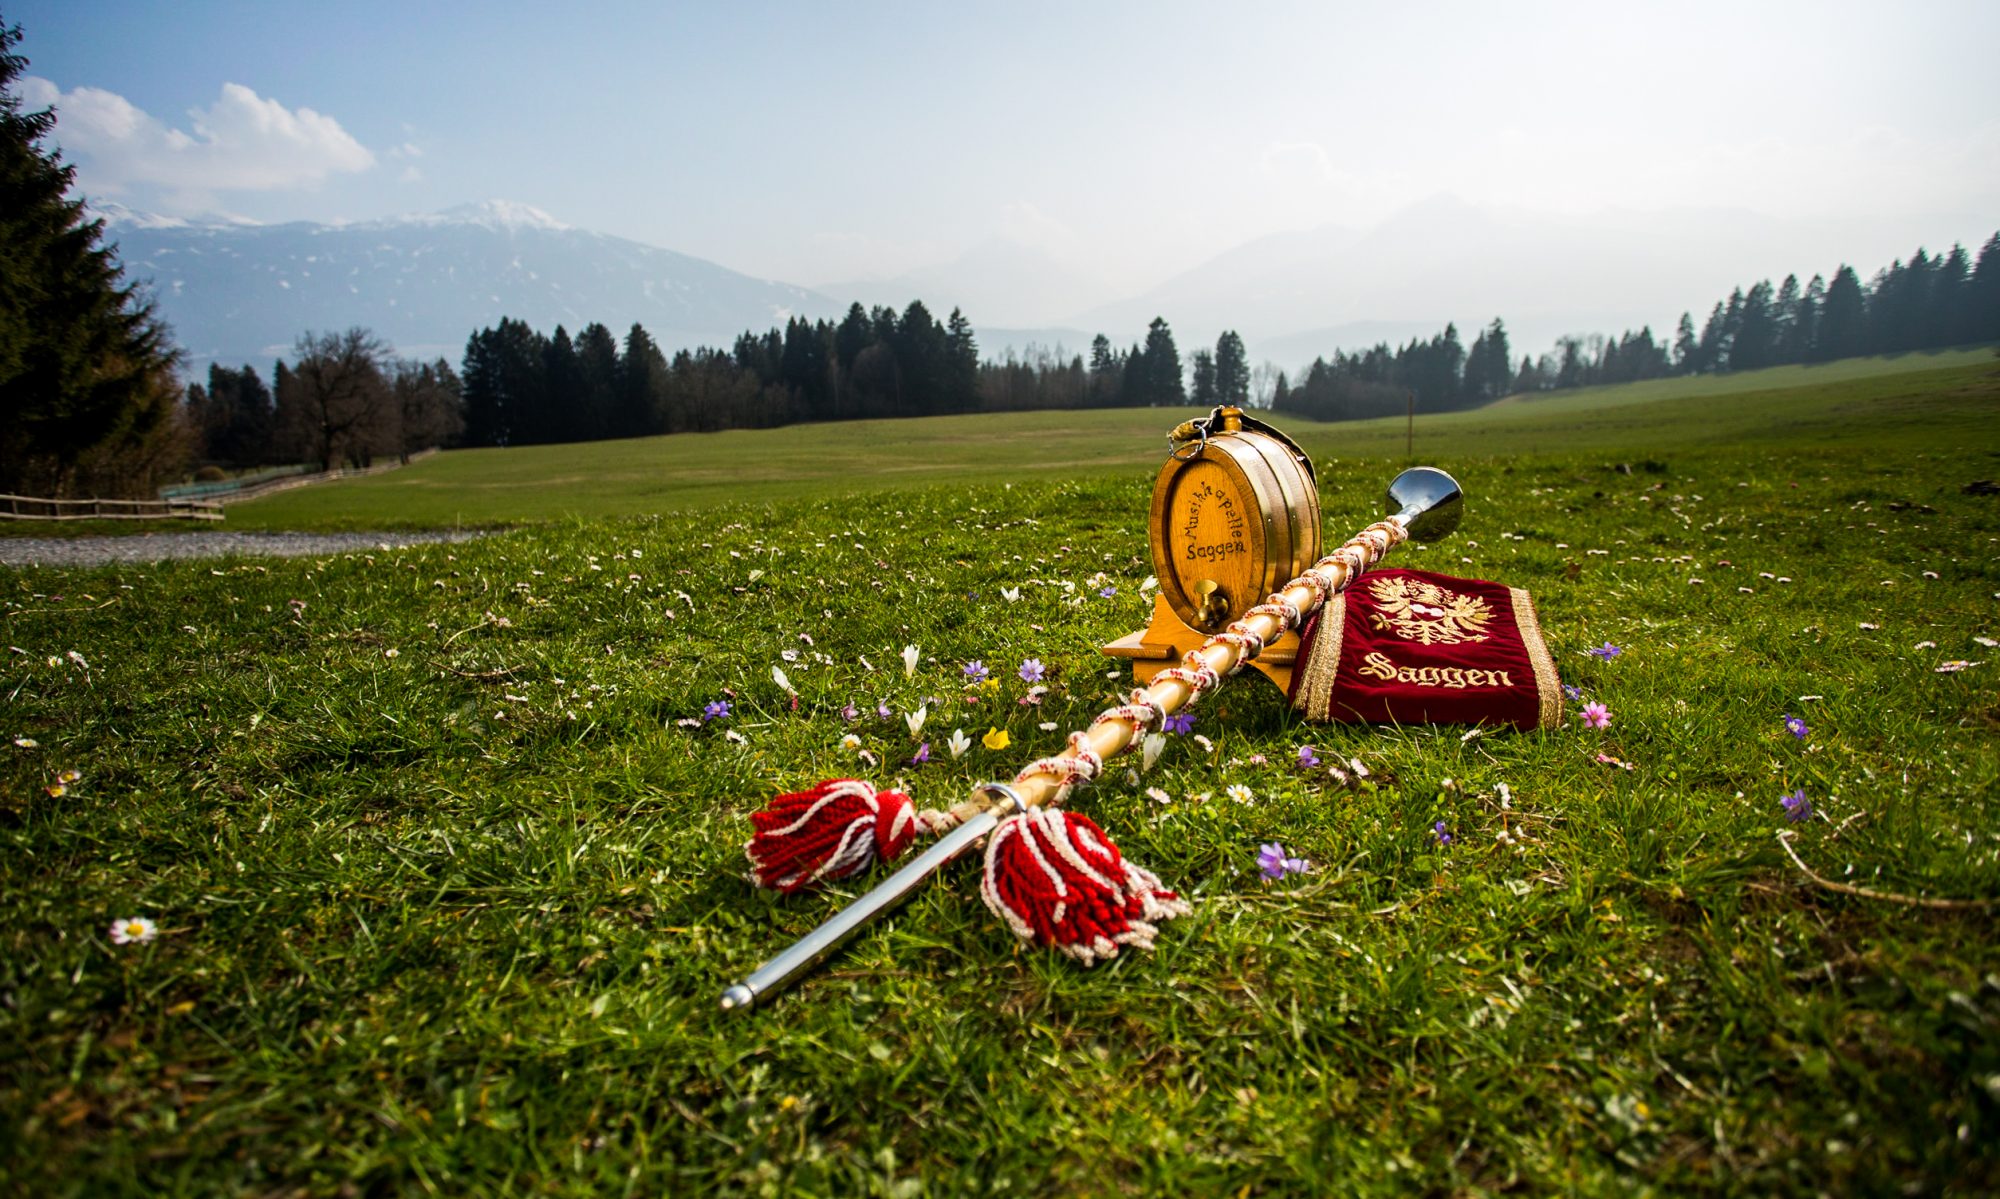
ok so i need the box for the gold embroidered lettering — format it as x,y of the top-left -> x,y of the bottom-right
1354,650 -> 1510,690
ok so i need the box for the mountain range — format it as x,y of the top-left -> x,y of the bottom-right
101,197 -> 1941,379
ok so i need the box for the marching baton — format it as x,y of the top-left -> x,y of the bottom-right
720,467 -> 1463,1012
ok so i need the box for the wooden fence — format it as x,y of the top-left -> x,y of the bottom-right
0,494 -> 223,522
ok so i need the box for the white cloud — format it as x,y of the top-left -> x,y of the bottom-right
26,77 -> 374,196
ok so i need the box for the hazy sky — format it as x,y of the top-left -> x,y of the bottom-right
11,1 -> 1999,311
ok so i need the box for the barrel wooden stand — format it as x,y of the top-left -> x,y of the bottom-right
1101,593 -> 1300,693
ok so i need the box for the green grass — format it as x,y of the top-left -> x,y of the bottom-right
2,355 -> 1999,1193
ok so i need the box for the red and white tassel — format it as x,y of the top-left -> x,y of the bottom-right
979,807 -> 1191,965
745,779 -> 918,892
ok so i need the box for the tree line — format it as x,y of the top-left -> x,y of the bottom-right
1273,232 -> 2000,423
185,330 -> 464,473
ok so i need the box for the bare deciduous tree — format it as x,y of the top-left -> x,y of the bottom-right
278,328 -> 393,470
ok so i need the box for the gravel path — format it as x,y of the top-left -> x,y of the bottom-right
0,529 -> 495,568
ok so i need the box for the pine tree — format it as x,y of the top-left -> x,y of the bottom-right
1189,350 -> 1217,406
0,18 -> 185,496
1672,313 -> 1698,373
944,308 -> 979,412
1213,330 -> 1249,406
619,323 -> 666,435
1814,266 -> 1865,361
540,325 -> 580,443
1139,317 -> 1184,406
1969,233 -> 2000,344
574,322 -> 619,441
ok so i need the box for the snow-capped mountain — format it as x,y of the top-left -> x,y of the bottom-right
100,200 -> 845,372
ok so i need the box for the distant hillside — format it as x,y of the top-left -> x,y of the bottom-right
100,201 -> 846,373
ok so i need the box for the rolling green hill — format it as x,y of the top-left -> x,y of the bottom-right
214,348 -> 1998,531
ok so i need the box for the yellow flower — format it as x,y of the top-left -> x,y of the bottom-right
981,677 -> 1001,693
982,727 -> 1010,751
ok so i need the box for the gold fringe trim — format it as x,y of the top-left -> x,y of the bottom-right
1294,593 -> 1347,720
1510,585 -> 1562,729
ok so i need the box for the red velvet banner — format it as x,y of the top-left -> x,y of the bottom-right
1288,568 -> 1562,730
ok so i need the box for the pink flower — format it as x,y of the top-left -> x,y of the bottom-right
1581,702 -> 1611,729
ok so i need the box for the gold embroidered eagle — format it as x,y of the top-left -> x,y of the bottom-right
1365,575 -> 1495,646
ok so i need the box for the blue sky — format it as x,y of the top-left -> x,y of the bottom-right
11,1 -> 1999,307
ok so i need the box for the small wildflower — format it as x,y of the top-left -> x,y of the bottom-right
982,727 -> 1010,751
383,647 -> 399,659
1914,640 -> 1937,650
947,728 -> 972,758
1581,702 -> 1611,729
1780,788 -> 1812,822
1018,685 -> 1047,707
109,916 -> 158,945
901,644 -> 920,677
1193,733 -> 1215,754
905,706 -> 928,737
1141,731 -> 1167,771
1037,721 -> 1058,732
1858,622 -> 1879,631
1433,821 -> 1453,846
1099,586 -> 1117,598
1782,714 -> 1808,740
1162,711 -> 1195,735
1348,758 -> 1369,778
1226,784 -> 1255,805
12,737 -> 37,748
702,700 -> 730,722
840,703 -> 859,723
1297,745 -> 1320,769
772,665 -> 795,694
1563,684 -> 1583,701
877,702 -> 893,720
963,660 -> 989,684
1595,752 -> 1635,771
840,733 -> 863,751
910,742 -> 931,765
781,649 -> 799,662
1587,643 -> 1621,660
1145,787 -> 1172,805
722,729 -> 746,744
1935,660 -> 1979,673
1257,842 -> 1309,880
1000,587 -> 1021,603
1018,658 -> 1045,684
981,676 -> 1001,693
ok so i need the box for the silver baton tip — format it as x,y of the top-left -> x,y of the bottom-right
719,984 -> 755,1012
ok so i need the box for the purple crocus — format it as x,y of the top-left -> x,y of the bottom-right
877,702 -> 893,720
1297,745 -> 1321,769
1588,643 -> 1622,661
702,700 -> 731,722
1780,788 -> 1812,822
840,703 -> 860,723
910,742 -> 931,765
1162,711 -> 1195,735
1257,842 -> 1308,880
963,661 -> 990,684
1018,658 -> 1046,684
1099,586 -> 1117,598
1563,684 -> 1583,702
1783,714 -> 1809,740
1433,820 -> 1453,846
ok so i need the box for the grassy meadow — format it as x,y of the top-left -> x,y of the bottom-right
2,352 -> 1999,1194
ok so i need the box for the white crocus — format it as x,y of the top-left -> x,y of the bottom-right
772,665 -> 795,694
1141,732 -> 1166,772
947,728 -> 972,759
1000,587 -> 1021,603
904,705 -> 927,737
902,644 -> 920,677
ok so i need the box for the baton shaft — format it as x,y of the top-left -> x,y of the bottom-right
721,805 -> 1004,1011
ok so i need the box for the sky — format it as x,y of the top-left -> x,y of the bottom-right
10,1 -> 1999,329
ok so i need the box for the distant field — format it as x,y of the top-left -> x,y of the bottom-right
214,349 -> 1999,530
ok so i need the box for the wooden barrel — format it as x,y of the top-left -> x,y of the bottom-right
1147,407 -> 1321,632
